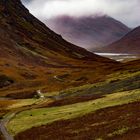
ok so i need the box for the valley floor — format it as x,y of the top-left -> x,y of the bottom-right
15,101 -> 140,140
0,59 -> 140,140
95,53 -> 140,62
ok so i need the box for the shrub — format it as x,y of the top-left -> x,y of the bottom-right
0,75 -> 14,88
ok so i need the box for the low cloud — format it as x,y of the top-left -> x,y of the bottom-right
22,0 -> 140,28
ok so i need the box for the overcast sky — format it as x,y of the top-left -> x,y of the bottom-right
22,0 -> 140,28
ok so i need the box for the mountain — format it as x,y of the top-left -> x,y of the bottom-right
0,0 -> 119,98
46,15 -> 131,50
97,26 -> 140,54
0,1 -> 140,140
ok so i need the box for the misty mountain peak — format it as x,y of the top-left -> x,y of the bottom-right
47,15 -> 131,50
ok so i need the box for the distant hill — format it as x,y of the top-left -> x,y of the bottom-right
98,26 -> 140,54
46,15 -> 131,50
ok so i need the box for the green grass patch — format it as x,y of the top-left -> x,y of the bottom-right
6,99 -> 39,109
57,72 -> 140,98
7,89 -> 140,136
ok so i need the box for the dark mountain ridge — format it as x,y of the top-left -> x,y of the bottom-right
0,0 -> 94,63
0,0 -> 119,96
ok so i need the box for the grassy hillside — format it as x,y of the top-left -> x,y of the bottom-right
0,60 -> 139,140
15,101 -> 140,140
7,89 -> 140,136
2,62 -> 138,139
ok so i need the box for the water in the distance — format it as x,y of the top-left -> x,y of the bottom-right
95,53 -> 138,62
95,53 -> 131,56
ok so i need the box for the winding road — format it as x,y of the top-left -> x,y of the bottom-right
0,93 -> 47,140
0,113 -> 15,140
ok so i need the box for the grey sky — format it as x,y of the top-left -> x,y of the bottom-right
22,0 -> 140,28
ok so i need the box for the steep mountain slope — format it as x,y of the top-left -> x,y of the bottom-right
0,0 -> 94,65
46,15 -> 131,50
98,26 -> 140,54
0,0 -> 119,97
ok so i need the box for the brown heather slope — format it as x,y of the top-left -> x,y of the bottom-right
97,26 -> 140,54
15,101 -> 140,140
0,0 -> 119,98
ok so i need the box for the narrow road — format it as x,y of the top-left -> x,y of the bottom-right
53,75 -> 63,81
0,94 -> 47,140
0,113 -> 15,140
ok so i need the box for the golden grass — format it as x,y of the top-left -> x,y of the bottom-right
7,89 -> 140,135
6,99 -> 38,110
